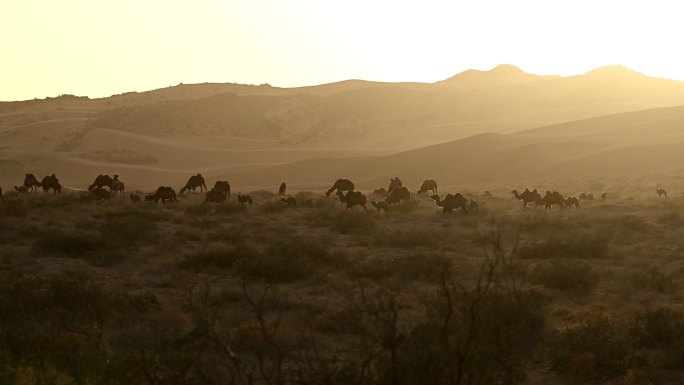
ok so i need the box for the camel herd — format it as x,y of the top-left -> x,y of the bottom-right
1,172 -> 677,215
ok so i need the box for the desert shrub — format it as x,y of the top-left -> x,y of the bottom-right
174,228 -> 203,242
1,196 -> 29,217
348,252 -> 452,282
257,200 -> 288,214
656,211 -> 684,226
549,316 -> 630,381
517,215 -> 572,232
315,209 -> 376,235
214,201 -> 247,215
178,244 -> 246,270
630,266 -> 677,295
372,228 -> 445,249
101,214 -> 158,245
616,214 -> 649,231
517,233 -> 611,259
185,203 -> 214,216
529,259 -> 598,294
387,199 -> 421,214
34,230 -> 105,256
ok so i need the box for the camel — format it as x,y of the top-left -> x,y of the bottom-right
431,193 -> 468,215
281,196 -> 297,207
212,181 -> 230,197
542,191 -> 564,210
130,194 -> 141,203
371,200 -> 389,213
40,174 -> 61,194
151,186 -> 178,204
180,174 -> 207,194
88,187 -> 111,202
14,185 -> 28,194
144,194 -> 156,202
385,186 -> 411,205
417,179 -> 438,195
372,187 -> 388,196
325,179 -> 354,197
204,189 -> 227,204
388,177 -> 403,192
565,196 -> 580,210
579,192 -> 595,201
279,182 -> 287,196
336,190 -> 367,210
238,194 -> 253,205
89,174 -> 113,191
601,192 -> 607,201
23,174 -> 41,192
468,199 -> 480,212
657,188 -> 667,198
511,188 -> 541,208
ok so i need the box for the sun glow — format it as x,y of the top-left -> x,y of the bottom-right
2,0 -> 683,100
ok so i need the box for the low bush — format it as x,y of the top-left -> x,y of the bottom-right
518,233 -> 611,259
529,259 -> 598,294
34,230 -> 105,257
630,266 -> 677,295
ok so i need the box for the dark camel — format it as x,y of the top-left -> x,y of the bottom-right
279,182 -> 287,196
371,200 -> 389,213
385,186 -> 411,205
579,192 -> 594,201
325,179 -> 355,197
110,175 -> 125,194
180,174 -> 207,194
89,174 -> 113,191
40,174 -> 61,194
204,189 -> 227,204
467,199 -> 480,212
88,187 -> 111,202
657,188 -> 667,198
417,179 -> 438,194
281,196 -> 297,207
542,191 -> 564,210
511,188 -> 541,208
212,181 -> 230,197
23,174 -> 41,192
388,177 -> 403,192
130,194 -> 141,203
565,196 -> 580,210
151,186 -> 178,204
14,185 -> 28,194
336,190 -> 367,210
431,193 -> 468,215
601,192 -> 607,201
238,194 -> 253,205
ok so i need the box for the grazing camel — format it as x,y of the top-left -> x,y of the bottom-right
151,186 -> 178,204
431,193 -> 468,215
40,174 -> 61,194
579,192 -> 595,201
281,196 -> 297,207
542,191 -> 564,210
238,194 -> 253,205
601,192 -> 607,201
565,196 -> 580,210
385,186 -> 411,205
371,200 -> 389,213
212,181 -> 231,197
388,177 -> 403,192
14,185 -> 28,194
279,182 -> 287,196
130,194 -> 141,203
657,188 -> 667,198
180,174 -> 207,194
325,179 -> 355,197
372,187 -> 388,196
511,188 -> 541,208
204,189 -> 227,204
89,174 -> 113,191
336,190 -> 367,210
417,179 -> 438,195
144,194 -> 156,202
109,175 -> 125,194
468,199 -> 480,212
88,187 -> 111,202
24,174 -> 41,192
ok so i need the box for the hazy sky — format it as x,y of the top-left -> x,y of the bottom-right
1,0 -> 683,101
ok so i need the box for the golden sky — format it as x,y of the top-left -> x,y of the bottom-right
1,0 -> 683,101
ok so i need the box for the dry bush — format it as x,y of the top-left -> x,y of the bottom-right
313,209 -> 376,235
629,266 -> 678,295
518,233 -> 611,260
346,252 -> 452,282
34,229 -> 105,257
529,259 -> 599,295
372,227 -> 446,249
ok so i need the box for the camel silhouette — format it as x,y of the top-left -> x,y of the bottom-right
601,192 -> 607,201
23,174 -> 41,192
326,179 -> 354,197
431,193 -> 468,215
238,194 -> 253,205
417,179 -> 438,195
468,199 -> 480,212
336,190 -> 367,210
151,186 -> 178,204
180,174 -> 207,194
657,188 -> 667,198
386,186 -> 411,205
281,196 -> 297,207
130,194 -> 141,203
565,196 -> 580,210
388,177 -> 403,192
542,191 -> 564,210
14,185 -> 28,194
212,181 -> 231,197
88,187 -> 111,202
511,188 -> 541,208
579,192 -> 595,201
89,174 -> 113,191
371,200 -> 389,213
279,182 -> 287,196
40,174 -> 61,195
204,189 -> 227,204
